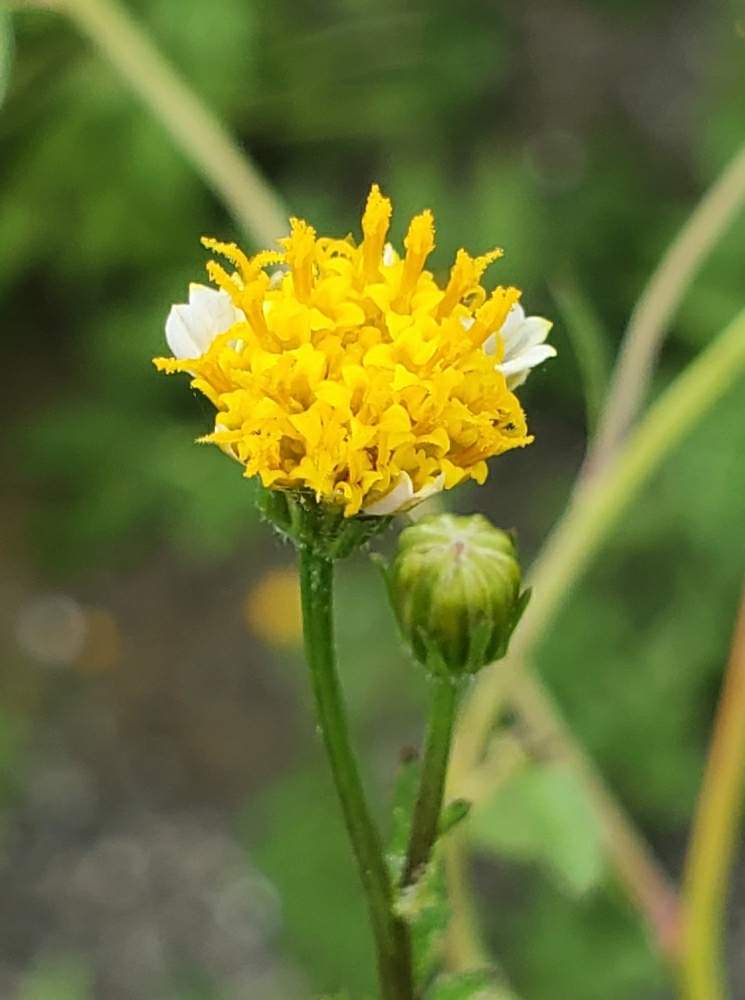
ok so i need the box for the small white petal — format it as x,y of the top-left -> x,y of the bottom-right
363,472 -> 415,516
484,303 -> 555,389
409,473 -> 446,506
189,283 -> 241,335
518,316 -> 554,350
499,303 -> 526,346
164,284 -> 244,360
362,471 -> 446,517
268,267 -> 287,289
498,344 -> 558,389
165,304 -> 204,360
382,243 -> 398,267
498,343 -> 557,377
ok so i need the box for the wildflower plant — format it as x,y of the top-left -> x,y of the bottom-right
155,185 -> 553,999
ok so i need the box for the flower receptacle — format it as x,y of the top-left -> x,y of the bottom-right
256,485 -> 392,560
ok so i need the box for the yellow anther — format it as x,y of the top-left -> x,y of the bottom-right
201,238 -> 253,281
205,259 -> 242,302
361,183 -> 392,280
280,218 -> 317,302
437,248 -> 503,317
394,209 -> 435,310
468,286 -> 521,348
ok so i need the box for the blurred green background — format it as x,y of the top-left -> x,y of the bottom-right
2,0 -> 745,997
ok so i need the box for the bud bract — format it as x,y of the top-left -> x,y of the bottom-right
387,513 -> 528,678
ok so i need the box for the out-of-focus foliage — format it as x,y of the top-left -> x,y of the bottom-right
3,0 -> 745,998
0,11 -> 12,107
470,762 -> 605,896
427,972 -> 517,1000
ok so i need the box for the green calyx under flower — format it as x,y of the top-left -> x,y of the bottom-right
257,487 -> 391,560
384,512 -> 530,679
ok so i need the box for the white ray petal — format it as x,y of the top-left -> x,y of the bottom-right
363,471 -> 446,517
165,284 -> 244,360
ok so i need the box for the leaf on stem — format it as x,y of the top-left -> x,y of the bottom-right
396,852 -> 450,989
439,798 -> 471,836
468,760 -> 605,895
388,750 -> 475,988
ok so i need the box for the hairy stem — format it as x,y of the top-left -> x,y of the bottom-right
681,578 -> 745,1000
402,677 -> 460,887
57,0 -> 288,246
298,549 -> 413,1000
448,307 -> 745,963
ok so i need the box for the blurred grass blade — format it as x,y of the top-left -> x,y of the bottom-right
585,141 -> 745,475
0,9 -> 14,107
682,577 -> 745,1000
61,0 -> 288,246
551,276 -> 611,433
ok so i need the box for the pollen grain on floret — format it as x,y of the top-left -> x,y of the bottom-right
154,184 -> 555,517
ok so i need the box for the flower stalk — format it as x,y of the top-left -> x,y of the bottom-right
401,676 -> 461,887
298,545 -> 413,1000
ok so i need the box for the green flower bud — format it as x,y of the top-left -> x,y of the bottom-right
387,513 -> 529,678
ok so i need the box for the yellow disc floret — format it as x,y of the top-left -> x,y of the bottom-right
154,184 -> 535,517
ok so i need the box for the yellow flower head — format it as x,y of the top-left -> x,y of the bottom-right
154,185 -> 555,517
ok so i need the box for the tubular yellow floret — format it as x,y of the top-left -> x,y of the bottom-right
205,259 -> 243,301
437,247 -> 503,317
468,286 -> 522,349
395,209 -> 436,310
200,237 -> 253,281
155,184 -> 542,517
281,218 -> 317,302
361,183 -> 393,280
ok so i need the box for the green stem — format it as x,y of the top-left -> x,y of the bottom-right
681,578 -> 745,1000
403,677 -> 460,887
298,547 -> 413,1000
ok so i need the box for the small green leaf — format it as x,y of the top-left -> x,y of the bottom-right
438,797 -> 471,836
0,10 -> 13,108
396,855 -> 450,988
427,969 -> 518,999
469,761 -> 605,895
